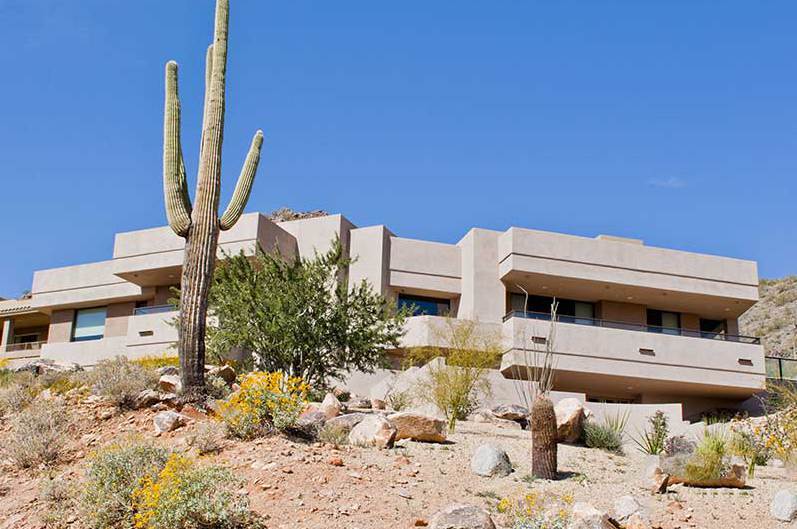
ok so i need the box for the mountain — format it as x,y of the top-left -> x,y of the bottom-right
739,276 -> 797,358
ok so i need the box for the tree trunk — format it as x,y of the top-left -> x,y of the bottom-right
531,395 -> 558,479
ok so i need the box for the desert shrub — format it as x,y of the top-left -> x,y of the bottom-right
132,453 -> 251,529
385,387 -> 413,411
132,354 -> 180,370
39,474 -> 78,529
757,382 -> 797,462
6,400 -> 70,468
684,427 -> 729,482
729,419 -> 769,477
317,423 -> 349,446
496,490 -> 574,529
186,421 -> 226,455
219,371 -> 309,439
583,411 -> 628,454
81,441 -> 170,529
632,410 -> 669,455
39,370 -> 88,395
87,356 -> 158,408
0,372 -> 38,416
411,318 -> 502,432
205,374 -> 232,400
664,435 -> 696,456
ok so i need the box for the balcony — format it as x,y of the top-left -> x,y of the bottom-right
766,356 -> 797,382
501,311 -> 766,399
503,310 -> 761,345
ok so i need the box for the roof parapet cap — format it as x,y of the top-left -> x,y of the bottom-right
595,234 -> 644,246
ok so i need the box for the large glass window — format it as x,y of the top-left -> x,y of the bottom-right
647,309 -> 681,336
72,307 -> 107,342
509,294 -> 594,324
397,294 -> 450,317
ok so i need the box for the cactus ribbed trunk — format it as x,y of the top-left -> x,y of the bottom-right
531,395 -> 558,479
163,0 -> 263,402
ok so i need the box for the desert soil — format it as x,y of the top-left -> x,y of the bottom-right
0,398 -> 792,529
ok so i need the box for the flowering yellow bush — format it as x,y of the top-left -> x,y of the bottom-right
496,490 -> 574,529
219,371 -> 310,438
132,354 -> 180,370
132,453 -> 250,529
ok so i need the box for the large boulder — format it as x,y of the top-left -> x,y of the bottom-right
387,412 -> 447,443
642,456 -> 669,494
15,358 -> 82,375
325,412 -> 367,434
319,392 -> 342,419
348,415 -> 396,448
491,404 -> 528,421
613,496 -> 645,523
554,398 -> 584,443
429,504 -> 496,529
153,411 -> 187,434
770,489 -> 797,522
470,444 -> 512,477
568,503 -> 615,529
132,389 -> 160,410
158,374 -> 182,394
295,408 -> 327,437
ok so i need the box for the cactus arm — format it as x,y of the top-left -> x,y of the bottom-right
163,61 -> 192,237
219,130 -> 263,230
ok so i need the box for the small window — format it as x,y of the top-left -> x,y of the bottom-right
700,319 -> 726,339
72,307 -> 107,342
647,309 -> 681,336
397,294 -> 450,317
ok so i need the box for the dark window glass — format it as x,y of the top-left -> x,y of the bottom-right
508,294 -> 594,324
647,309 -> 681,335
700,319 -> 726,339
72,307 -> 107,342
397,294 -> 450,317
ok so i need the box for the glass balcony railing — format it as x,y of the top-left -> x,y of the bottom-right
503,310 -> 761,345
133,304 -> 177,316
766,356 -> 797,381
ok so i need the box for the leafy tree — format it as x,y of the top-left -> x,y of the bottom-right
207,237 -> 407,388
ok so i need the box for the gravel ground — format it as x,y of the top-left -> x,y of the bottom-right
0,401 -> 793,529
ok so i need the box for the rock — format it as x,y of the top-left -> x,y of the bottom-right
468,409 -> 521,429
348,396 -> 372,409
207,364 -> 236,385
328,457 -> 344,467
348,415 -> 396,448
491,404 -> 528,421
296,409 -> 327,436
156,365 -> 179,376
770,489 -> 797,522
569,502 -> 615,529
624,513 -> 652,529
387,412 -> 447,443
371,398 -> 386,410
132,389 -> 160,410
554,398 -> 584,443
15,358 -> 82,375
320,393 -> 342,419
325,413 -> 367,434
613,496 -> 643,522
429,504 -> 495,529
158,374 -> 182,394
470,444 -> 512,477
643,456 -> 669,494
153,411 -> 186,433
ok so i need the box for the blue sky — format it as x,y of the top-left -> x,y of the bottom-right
1,1 -> 795,297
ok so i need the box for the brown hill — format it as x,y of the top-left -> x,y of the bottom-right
740,276 -> 797,358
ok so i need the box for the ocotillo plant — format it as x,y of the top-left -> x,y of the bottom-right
163,0 -> 263,401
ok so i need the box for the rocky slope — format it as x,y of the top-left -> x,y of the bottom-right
740,276 -> 797,358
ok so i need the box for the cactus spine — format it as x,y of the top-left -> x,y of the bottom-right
163,0 -> 263,400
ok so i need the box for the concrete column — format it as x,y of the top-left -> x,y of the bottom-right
1,318 -> 13,351
458,229 -> 505,323
349,225 -> 393,297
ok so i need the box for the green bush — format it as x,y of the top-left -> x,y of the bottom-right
87,356 -> 158,409
132,453 -> 254,529
81,440 -> 170,529
684,427 -> 729,482
5,400 -> 71,468
583,411 -> 628,454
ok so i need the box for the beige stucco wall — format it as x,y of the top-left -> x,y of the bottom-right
458,229 -> 505,322
48,309 -> 74,343
597,301 -> 646,324
349,225 -> 392,296
105,302 -> 135,338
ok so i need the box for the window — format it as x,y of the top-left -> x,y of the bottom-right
700,319 -> 726,339
509,294 -> 594,324
12,333 -> 40,344
647,309 -> 681,336
72,307 -> 107,342
397,294 -> 450,317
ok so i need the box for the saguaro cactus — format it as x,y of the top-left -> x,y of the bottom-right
531,395 -> 558,479
163,0 -> 263,401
